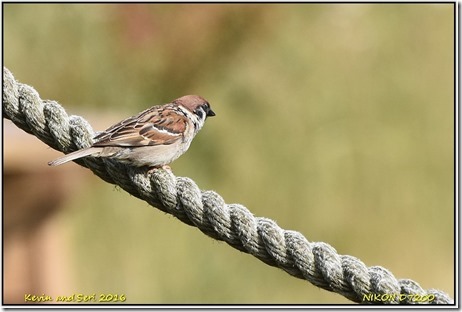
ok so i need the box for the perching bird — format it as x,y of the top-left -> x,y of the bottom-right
48,95 -> 215,168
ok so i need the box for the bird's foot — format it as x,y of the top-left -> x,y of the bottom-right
148,164 -> 171,173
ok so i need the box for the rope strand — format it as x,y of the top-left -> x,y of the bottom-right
2,67 -> 453,304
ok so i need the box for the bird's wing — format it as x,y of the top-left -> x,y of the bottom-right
93,105 -> 188,147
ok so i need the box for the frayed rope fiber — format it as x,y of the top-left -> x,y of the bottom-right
2,67 -> 453,304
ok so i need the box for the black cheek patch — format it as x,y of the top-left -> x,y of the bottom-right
195,108 -> 205,120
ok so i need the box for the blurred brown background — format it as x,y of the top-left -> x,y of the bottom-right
3,4 -> 454,304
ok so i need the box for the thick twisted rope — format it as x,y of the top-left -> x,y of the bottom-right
3,67 -> 453,304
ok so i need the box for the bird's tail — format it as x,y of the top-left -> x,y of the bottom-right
48,147 -> 101,166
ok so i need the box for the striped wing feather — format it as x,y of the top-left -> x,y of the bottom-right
93,104 -> 187,147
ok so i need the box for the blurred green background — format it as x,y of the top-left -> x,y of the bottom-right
4,3 -> 454,304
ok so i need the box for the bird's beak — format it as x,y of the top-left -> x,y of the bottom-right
207,109 -> 216,117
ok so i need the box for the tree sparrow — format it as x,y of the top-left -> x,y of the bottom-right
48,95 -> 215,168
